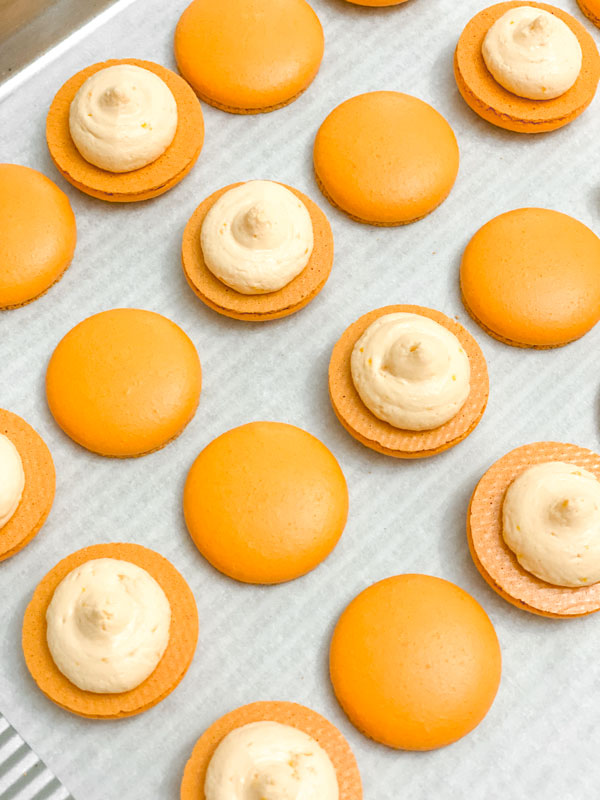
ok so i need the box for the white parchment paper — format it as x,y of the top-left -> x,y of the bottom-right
0,1 -> 599,797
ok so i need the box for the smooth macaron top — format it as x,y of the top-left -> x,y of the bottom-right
183,421 -> 348,584
330,574 -> 502,750
313,91 -> 459,224
461,208 -> 600,347
46,309 -> 201,457
174,0 -> 324,112
0,164 -> 76,308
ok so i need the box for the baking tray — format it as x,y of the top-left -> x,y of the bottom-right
0,1 -> 599,798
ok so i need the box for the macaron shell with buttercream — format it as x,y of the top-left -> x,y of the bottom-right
328,305 -> 489,458
46,59 -> 204,202
22,543 -> 198,718
0,409 -> 55,562
468,442 -> 600,618
454,2 -> 600,133
174,0 -> 324,114
181,182 -> 334,321
0,164 -> 76,309
180,701 -> 362,800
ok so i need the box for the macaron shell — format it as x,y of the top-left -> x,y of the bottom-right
313,91 -> 459,225
578,0 -> 600,27
0,409 -> 55,561
0,164 -> 76,309
180,701 -> 362,799
330,574 -> 502,750
46,309 -> 201,457
467,442 -> 600,618
22,543 -> 199,719
181,182 -> 334,321
344,0 -> 409,5
328,305 -> 489,458
454,2 -> 600,133
461,208 -> 600,348
183,421 -> 348,584
46,59 -> 204,202
174,0 -> 324,113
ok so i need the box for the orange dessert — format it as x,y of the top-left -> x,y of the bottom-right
23,542 -> 198,718
184,422 -> 348,583
0,164 -> 76,309
0,409 -> 55,561
330,574 -> 502,750
174,0 -> 324,113
468,442 -> 600,617
461,208 -> 600,348
578,0 -> 600,27
455,2 -> 600,133
313,91 -> 459,225
182,181 -> 334,320
46,308 -> 201,457
47,59 -> 204,202
180,701 -> 362,799
329,305 -> 488,458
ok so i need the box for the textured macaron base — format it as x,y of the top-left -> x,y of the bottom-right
22,543 -> 199,718
313,171 -> 453,228
578,0 -> 600,27
180,701 -> 362,799
182,182 -> 334,321
460,289 -> 574,350
468,442 -> 600,618
454,2 -> 600,133
328,305 -> 489,458
46,59 -> 204,202
46,309 -> 202,458
0,410 -> 55,561
329,575 -> 502,750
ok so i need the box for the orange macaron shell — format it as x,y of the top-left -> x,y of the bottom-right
181,182 -> 334,321
184,422 -> 348,584
328,305 -> 489,458
461,208 -> 600,348
313,91 -> 459,225
0,409 -> 55,561
174,0 -> 324,113
0,164 -> 76,309
180,701 -> 362,799
46,309 -> 201,457
578,0 -> 600,27
46,59 -> 204,202
22,543 -> 199,719
330,574 -> 502,750
454,2 -> 600,133
467,442 -> 600,618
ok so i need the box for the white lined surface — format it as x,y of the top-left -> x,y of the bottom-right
0,1 -> 598,799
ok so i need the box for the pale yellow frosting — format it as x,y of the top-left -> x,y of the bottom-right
200,181 -> 314,294
351,312 -> 470,430
482,6 -> 582,100
46,558 -> 171,693
69,65 -> 178,172
0,433 -> 24,528
503,461 -> 600,587
204,721 -> 339,800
